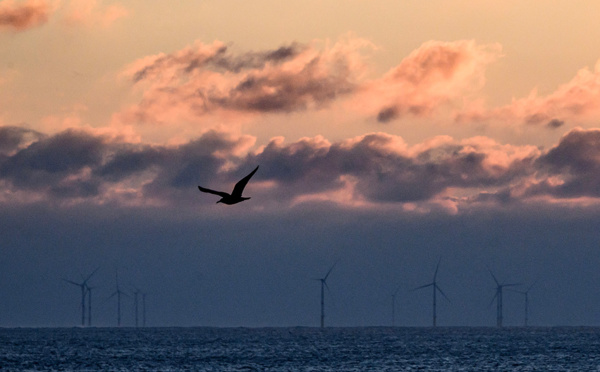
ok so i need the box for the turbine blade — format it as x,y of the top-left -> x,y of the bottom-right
487,267 -> 500,286
488,292 -> 498,308
84,267 -> 100,283
411,282 -> 434,291
527,280 -> 538,292
323,261 -> 338,281
433,258 -> 441,281
323,281 -> 337,311
436,284 -> 451,303
62,278 -> 81,286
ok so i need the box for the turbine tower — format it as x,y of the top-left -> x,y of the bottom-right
62,267 -> 99,326
132,287 -> 146,328
314,262 -> 337,328
108,270 -> 128,327
413,259 -> 450,327
509,281 -> 536,327
141,291 -> 147,327
488,269 -> 520,327
85,284 -> 95,327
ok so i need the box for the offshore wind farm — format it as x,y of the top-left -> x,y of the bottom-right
55,262 -> 537,329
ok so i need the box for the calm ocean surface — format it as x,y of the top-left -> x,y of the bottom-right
1,327 -> 600,371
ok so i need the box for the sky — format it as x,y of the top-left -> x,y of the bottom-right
2,0 -> 600,328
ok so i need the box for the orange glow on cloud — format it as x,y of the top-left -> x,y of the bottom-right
0,0 -> 50,31
62,0 -> 128,27
353,40 -> 502,123
456,61 -> 600,129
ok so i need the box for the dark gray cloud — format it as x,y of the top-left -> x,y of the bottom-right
546,119 -> 565,129
376,107 -> 399,123
3,126 -> 600,206
0,130 -> 105,197
133,43 -> 305,83
526,128 -> 600,198
0,0 -> 49,31
214,62 -> 355,113
0,126 -> 44,155
250,133 -> 535,203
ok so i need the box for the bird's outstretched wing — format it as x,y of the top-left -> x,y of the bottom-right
231,165 -> 259,198
198,186 -> 229,198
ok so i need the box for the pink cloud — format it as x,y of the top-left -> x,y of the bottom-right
116,37 -> 374,126
62,0 -> 128,27
456,61 -> 600,129
355,40 -> 502,123
0,0 -> 50,31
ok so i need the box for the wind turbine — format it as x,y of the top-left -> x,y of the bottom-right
391,285 -> 402,327
508,281 -> 536,327
131,287 -> 146,328
314,262 -> 337,328
488,269 -> 520,327
85,283 -> 96,327
107,270 -> 129,327
412,259 -> 450,327
141,291 -> 147,327
62,267 -> 99,326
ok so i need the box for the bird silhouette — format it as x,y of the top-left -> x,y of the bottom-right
198,165 -> 259,205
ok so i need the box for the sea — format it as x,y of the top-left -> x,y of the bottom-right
1,327 -> 600,371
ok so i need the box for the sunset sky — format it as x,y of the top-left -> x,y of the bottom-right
3,0 -> 600,327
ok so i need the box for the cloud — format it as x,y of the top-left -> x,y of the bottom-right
116,37 -> 373,125
0,128 -> 529,207
5,125 -> 600,209
62,0 -> 128,27
116,37 -> 600,134
250,132 -> 537,205
0,129 -> 106,198
356,40 -> 502,123
522,128 -> 600,199
0,0 -> 50,31
0,126 -> 44,155
457,61 -> 600,128
118,38 -> 502,127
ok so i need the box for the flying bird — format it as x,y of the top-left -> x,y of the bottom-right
198,165 -> 259,205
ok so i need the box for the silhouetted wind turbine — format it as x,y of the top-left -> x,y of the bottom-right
62,267 -> 99,326
132,287 -> 140,327
141,291 -> 147,327
314,262 -> 337,328
107,270 -> 129,327
198,165 -> 259,205
85,283 -> 95,327
391,285 -> 402,327
131,287 -> 147,328
412,259 -> 450,327
488,269 -> 520,327
508,281 -> 536,327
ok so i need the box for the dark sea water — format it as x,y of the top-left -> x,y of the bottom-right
1,327 -> 600,371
